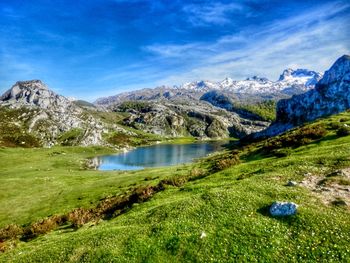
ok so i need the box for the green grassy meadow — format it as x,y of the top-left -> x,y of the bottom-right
1,113 -> 350,262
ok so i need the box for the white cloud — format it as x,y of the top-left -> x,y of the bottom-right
182,2 -> 247,26
143,1 -> 350,85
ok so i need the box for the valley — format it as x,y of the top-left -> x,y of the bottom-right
0,55 -> 350,262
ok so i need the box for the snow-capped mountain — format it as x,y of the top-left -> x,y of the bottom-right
278,68 -> 322,86
176,68 -> 322,94
180,80 -> 218,90
95,68 -> 322,106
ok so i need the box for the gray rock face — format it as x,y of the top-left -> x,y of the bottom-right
269,202 -> 298,216
113,100 -> 269,139
276,55 -> 350,125
0,80 -> 71,110
0,80 -> 113,146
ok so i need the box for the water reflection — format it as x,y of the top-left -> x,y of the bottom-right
94,142 -> 226,171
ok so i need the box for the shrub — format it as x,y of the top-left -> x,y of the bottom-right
272,148 -> 292,158
107,133 -> 131,146
329,122 -> 341,130
23,215 -> 67,240
189,167 -> 206,180
0,224 -> 23,241
263,124 -> 327,152
67,208 -> 95,228
212,153 -> 240,171
336,126 -> 350,137
58,128 -> 83,146
159,176 -> 188,187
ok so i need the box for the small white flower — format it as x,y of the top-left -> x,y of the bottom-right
200,231 -> 207,239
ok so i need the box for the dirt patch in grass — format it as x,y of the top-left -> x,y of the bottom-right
300,168 -> 350,208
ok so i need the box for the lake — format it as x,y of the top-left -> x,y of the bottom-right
94,141 -> 227,171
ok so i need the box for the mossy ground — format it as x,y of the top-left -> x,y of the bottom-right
1,112 -> 350,262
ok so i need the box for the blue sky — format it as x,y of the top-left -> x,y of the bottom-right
0,0 -> 349,101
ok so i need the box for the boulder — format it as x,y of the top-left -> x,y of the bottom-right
269,201 -> 298,216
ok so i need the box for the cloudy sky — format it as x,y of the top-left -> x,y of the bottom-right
0,0 -> 349,101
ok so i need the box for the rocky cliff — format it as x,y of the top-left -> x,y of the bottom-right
276,55 -> 350,125
255,55 -> 350,138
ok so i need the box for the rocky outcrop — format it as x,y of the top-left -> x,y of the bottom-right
114,101 -> 269,139
0,80 -> 113,146
254,55 -> 350,138
276,55 -> 350,125
1,80 -> 74,111
200,90 -> 234,111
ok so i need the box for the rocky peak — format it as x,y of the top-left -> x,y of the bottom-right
220,77 -> 235,87
278,68 -> 322,86
318,55 -> 350,86
0,79 -> 74,111
181,80 -> 217,90
278,68 -> 294,80
16,80 -> 48,90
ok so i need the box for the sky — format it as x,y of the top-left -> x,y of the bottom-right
0,0 -> 349,101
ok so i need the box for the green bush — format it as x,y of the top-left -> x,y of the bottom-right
212,153 -> 240,171
336,126 -> 350,137
263,124 -> 327,152
272,148 -> 292,158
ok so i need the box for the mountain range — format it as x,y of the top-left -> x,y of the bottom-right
95,68 -> 322,105
0,55 -> 349,147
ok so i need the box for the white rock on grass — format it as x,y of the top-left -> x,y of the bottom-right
269,201 -> 298,217
286,180 -> 298,187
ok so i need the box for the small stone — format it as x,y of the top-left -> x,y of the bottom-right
303,172 -> 312,177
269,201 -> 298,217
286,180 -> 298,187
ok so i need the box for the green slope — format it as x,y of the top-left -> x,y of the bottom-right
1,112 -> 350,262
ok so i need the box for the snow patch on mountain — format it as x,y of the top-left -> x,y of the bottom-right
177,69 -> 322,94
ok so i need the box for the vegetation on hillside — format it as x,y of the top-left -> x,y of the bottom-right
0,107 -> 41,148
0,111 -> 350,261
234,100 -> 277,121
116,101 -> 152,113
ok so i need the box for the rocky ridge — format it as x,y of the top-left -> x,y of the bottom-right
114,100 -> 269,138
95,68 -> 321,105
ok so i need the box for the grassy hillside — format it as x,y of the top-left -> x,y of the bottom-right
0,112 -> 350,262
234,100 -> 277,121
